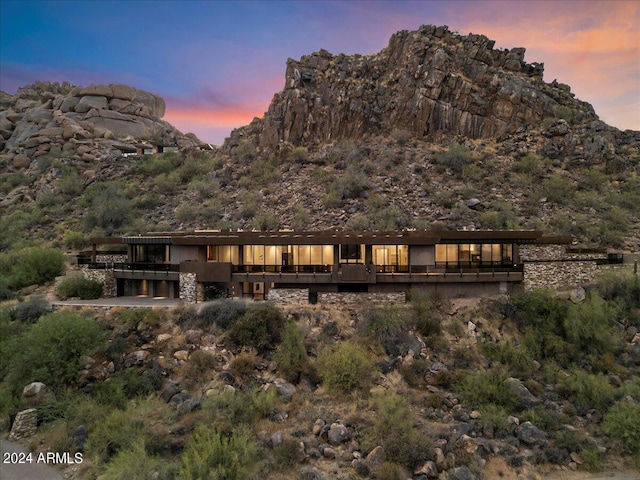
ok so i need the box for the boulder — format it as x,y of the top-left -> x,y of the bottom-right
273,378 -> 296,402
13,153 -> 31,169
80,84 -> 113,97
515,421 -> 548,447
22,381 -> 47,398
504,377 -> 541,408
111,83 -> 137,101
327,422 -> 350,445
75,95 -> 109,113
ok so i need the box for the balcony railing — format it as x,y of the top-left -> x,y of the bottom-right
82,262 -> 180,272
233,264 -> 333,274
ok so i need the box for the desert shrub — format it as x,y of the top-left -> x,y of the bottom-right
179,426 -> 260,480
251,210 -> 279,231
375,463 -> 403,480
597,270 -> 640,311
55,275 -> 103,300
512,153 -> 544,176
0,277 -> 12,300
477,404 -> 510,438
400,357 -> 431,388
63,230 -> 89,251
274,322 -> 314,383
98,440 -> 178,480
291,203 -> 311,230
4,311 -> 106,392
94,367 -> 163,408
82,182 -> 134,234
581,447 -> 602,472
410,290 -> 441,338
543,173 -> 572,204
57,166 -> 83,196
136,151 -> 183,176
271,439 -> 303,470
359,305 -> 418,357
228,302 -> 288,353
186,350 -> 218,383
557,369 -> 615,414
603,400 -> 640,464
563,295 -> 620,355
87,408 -> 145,462
345,213 -> 372,230
290,146 -> 309,163
325,165 -> 370,203
197,299 -> 246,330
479,341 -> 533,378
373,206 -> 411,230
317,342 -> 376,395
9,295 -> 51,323
513,290 -> 571,362
459,371 -> 519,411
363,393 -> 432,469
0,247 -> 65,289
203,388 -> 277,432
434,143 -> 473,173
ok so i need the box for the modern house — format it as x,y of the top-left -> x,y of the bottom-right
81,229 -> 620,304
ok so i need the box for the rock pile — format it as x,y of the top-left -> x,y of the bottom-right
0,81 -> 201,170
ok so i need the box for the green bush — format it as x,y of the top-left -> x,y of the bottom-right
563,295 -> 620,355
410,290 -> 442,338
459,371 -> 519,411
63,230 -> 89,251
3,311 -> 106,392
87,408 -> 145,462
543,173 -> 572,204
0,247 -> 65,290
228,303 -> 288,353
317,342 -> 376,395
557,369 -> 615,414
512,153 -> 544,176
82,182 -> 134,234
55,275 -> 103,300
603,400 -> 640,464
363,393 -> 432,469
274,322 -> 314,383
179,426 -> 260,480
9,296 -> 51,323
203,388 -> 277,432
434,143 -> 473,173
98,440 -> 178,480
479,341 -> 533,378
93,367 -> 164,408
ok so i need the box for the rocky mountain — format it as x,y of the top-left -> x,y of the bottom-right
0,81 -> 201,170
0,25 -> 638,253
227,25 -> 627,151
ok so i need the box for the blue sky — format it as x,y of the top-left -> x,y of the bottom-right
1,0 -> 638,144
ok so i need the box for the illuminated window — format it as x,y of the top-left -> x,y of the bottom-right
340,244 -> 363,263
207,246 -> 238,264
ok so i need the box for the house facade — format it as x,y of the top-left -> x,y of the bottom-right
83,229 -> 606,304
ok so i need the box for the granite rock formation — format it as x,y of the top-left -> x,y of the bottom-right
226,25 -> 601,149
0,81 -> 201,170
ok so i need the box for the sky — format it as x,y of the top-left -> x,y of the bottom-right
1,0 -> 638,145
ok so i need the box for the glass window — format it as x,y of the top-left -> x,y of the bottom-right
244,245 -> 265,265
435,245 -> 446,263
340,244 -> 363,263
446,244 -> 458,264
208,246 -> 238,264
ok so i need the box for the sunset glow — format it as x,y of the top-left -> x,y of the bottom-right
1,0 -> 637,144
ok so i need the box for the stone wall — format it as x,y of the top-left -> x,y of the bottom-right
179,273 -> 197,303
96,254 -> 128,263
521,244 -> 615,291
524,261 -> 600,291
268,288 -> 309,304
9,408 -> 38,440
319,292 -> 406,305
80,267 -> 116,297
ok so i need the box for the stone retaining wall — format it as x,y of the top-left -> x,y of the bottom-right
9,408 -> 38,440
319,292 -> 406,305
179,273 -> 197,303
524,261 -> 600,291
95,254 -> 128,263
268,288 -> 309,304
80,267 -> 116,297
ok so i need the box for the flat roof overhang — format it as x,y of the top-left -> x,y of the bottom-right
91,230 -> 571,247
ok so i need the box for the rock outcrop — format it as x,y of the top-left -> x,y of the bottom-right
0,81 -> 201,170
226,25 -> 599,150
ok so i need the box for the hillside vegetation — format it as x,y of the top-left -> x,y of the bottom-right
1,273 -> 639,479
